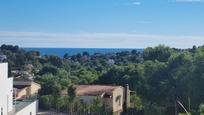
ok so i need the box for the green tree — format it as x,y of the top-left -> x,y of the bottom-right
130,94 -> 143,110
143,45 -> 173,62
199,104 -> 204,115
39,95 -> 54,110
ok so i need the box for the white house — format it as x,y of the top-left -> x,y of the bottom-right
0,62 -> 38,115
0,63 -> 14,115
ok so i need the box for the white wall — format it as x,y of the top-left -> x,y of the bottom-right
15,101 -> 38,115
0,63 -> 14,115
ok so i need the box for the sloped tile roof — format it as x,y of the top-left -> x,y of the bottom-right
75,85 -> 120,96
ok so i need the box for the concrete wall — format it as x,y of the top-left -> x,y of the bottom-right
30,82 -> 41,95
0,63 -> 14,115
15,101 -> 38,115
112,87 -> 124,112
16,87 -> 29,99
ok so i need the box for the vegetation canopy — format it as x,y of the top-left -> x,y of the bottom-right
1,44 -> 204,115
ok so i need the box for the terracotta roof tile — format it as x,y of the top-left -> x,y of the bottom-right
75,85 -> 120,96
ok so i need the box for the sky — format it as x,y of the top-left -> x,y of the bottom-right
0,0 -> 204,48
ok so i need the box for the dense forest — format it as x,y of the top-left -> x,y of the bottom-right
1,44 -> 204,115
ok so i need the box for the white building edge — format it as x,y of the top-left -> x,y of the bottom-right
0,63 -> 38,115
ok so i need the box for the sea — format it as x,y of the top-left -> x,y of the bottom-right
23,48 -> 143,57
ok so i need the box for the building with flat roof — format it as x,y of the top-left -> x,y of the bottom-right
0,62 -> 39,115
0,63 -> 14,115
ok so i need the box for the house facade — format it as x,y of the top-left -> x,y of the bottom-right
0,63 -> 14,115
13,78 -> 41,100
74,85 -> 130,113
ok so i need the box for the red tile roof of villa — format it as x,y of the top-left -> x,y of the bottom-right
75,85 -> 121,96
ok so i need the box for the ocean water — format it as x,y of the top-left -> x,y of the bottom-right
23,48 -> 143,57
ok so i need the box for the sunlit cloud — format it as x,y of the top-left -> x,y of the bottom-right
0,31 -> 204,48
132,1 -> 141,5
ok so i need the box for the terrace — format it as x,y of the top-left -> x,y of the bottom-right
15,100 -> 34,113
14,93 -> 38,113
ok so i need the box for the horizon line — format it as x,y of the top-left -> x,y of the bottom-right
1,31 -> 204,49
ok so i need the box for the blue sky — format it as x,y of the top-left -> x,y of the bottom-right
0,0 -> 204,48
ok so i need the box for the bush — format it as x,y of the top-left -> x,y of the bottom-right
39,95 -> 54,110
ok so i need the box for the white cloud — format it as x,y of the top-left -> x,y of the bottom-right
132,1 -> 141,5
0,31 -> 204,48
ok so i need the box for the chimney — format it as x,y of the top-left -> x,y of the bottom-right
124,84 -> 130,111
